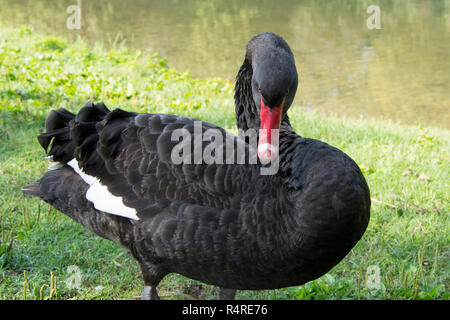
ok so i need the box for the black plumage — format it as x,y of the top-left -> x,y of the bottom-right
22,33 -> 370,299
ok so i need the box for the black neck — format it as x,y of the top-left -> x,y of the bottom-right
234,59 -> 258,132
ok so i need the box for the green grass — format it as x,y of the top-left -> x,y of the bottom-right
0,25 -> 448,300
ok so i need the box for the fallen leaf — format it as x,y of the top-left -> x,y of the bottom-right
402,169 -> 413,176
413,220 -> 428,235
418,173 -> 430,181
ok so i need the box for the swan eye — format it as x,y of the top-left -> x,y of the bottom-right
285,89 -> 290,96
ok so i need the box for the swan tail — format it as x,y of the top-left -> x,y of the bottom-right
21,182 -> 43,197
22,166 -> 134,245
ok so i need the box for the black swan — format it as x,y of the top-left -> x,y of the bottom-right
22,33 -> 370,300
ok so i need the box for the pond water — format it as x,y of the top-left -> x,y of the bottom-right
1,0 -> 449,128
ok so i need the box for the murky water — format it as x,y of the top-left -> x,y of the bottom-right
1,0 -> 449,128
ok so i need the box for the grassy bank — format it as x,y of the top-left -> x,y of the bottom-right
0,26 -> 448,300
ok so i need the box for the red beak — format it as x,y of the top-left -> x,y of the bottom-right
258,97 -> 284,164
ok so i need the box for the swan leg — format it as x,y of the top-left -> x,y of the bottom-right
139,262 -> 164,300
141,285 -> 160,300
219,288 -> 236,300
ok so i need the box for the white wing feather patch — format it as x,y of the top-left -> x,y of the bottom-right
67,159 -> 139,220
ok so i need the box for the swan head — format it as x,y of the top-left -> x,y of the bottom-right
245,33 -> 298,164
